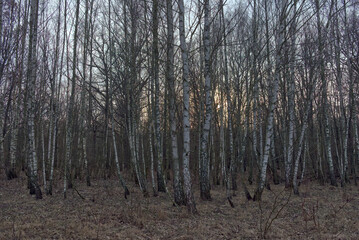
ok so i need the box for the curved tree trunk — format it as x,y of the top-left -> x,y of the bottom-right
111,105 -> 129,197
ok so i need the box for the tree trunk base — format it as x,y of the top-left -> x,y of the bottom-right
200,189 -> 211,201
243,184 -> 252,201
47,185 -> 53,195
253,188 -> 263,201
124,187 -> 130,199
185,196 -> 198,214
293,186 -> 299,195
227,197 -> 235,208
142,190 -> 150,198
152,188 -> 158,197
6,169 -> 18,180
330,176 -> 338,187
35,187 -> 43,199
86,176 -> 91,186
232,176 -> 238,191
174,185 -> 185,206
157,173 -> 166,193
29,185 -> 36,195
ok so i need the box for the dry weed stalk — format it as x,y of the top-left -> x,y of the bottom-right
11,216 -> 21,240
325,190 -> 354,232
301,198 -> 320,237
258,188 -> 292,239
330,191 -> 353,219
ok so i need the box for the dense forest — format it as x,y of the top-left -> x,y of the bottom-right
0,0 -> 359,237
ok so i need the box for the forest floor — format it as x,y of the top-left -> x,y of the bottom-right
1,173 -> 359,239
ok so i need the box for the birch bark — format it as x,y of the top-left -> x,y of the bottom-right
178,0 -> 197,213
48,0 -> 64,195
26,0 -> 42,199
285,0 -> 297,188
167,0 -> 184,205
199,0 -> 212,200
152,0 -> 166,193
253,0 -> 283,201
111,103 -> 129,197
315,0 -> 337,186
64,0 -> 80,198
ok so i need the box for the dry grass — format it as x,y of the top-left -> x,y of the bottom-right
1,173 -> 359,239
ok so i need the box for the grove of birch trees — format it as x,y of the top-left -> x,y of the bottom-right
0,0 -> 358,212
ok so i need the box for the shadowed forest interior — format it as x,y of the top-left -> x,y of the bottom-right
0,0 -> 359,238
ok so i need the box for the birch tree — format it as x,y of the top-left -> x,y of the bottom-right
26,0 -> 42,199
178,0 -> 197,213
111,94 -> 130,197
48,0 -> 66,195
167,0 -> 185,205
0,0 -> 5,177
126,0 -> 149,197
285,0 -> 297,188
253,0 -> 284,201
315,0 -> 337,186
152,0 -> 166,193
200,0 -> 213,201
81,0 -> 91,187
64,0 -> 80,198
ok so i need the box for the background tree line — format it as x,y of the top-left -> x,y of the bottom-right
0,0 -> 358,213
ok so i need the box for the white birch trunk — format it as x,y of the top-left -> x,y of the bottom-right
220,91 -> 225,186
250,0 -> 259,184
178,0 -> 197,213
152,0 -> 166,193
285,0 -> 297,188
300,140 -> 308,184
253,0 -> 283,201
41,125 -> 46,191
167,0 -> 184,205
111,105 -> 129,197
141,134 -> 146,179
333,1 -> 347,186
26,0 -> 42,199
355,118 -> 359,179
47,107 -> 52,177
293,121 -> 308,194
47,0 -> 62,195
125,1 -> 148,197
199,0 -> 212,201
293,56 -> 316,194
317,125 -> 324,183
0,99 -> 4,176
0,0 -> 3,175
149,120 -> 158,196
9,97 -> 18,179
220,0 -> 235,194
80,0 -> 90,187
64,0 -> 80,198
315,0 -> 337,186
48,111 -> 57,195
